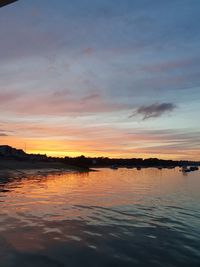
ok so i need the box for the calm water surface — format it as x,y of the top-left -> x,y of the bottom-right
0,168 -> 200,267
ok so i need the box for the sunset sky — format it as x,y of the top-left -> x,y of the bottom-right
0,0 -> 200,160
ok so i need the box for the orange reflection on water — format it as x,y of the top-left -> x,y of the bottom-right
0,168 -> 200,254
3,168 -> 200,214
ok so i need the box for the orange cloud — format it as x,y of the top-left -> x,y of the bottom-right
1,124 -> 200,160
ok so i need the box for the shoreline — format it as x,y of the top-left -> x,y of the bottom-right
0,158 -> 90,177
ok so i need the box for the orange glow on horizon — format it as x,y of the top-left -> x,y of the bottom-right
1,135 -> 199,161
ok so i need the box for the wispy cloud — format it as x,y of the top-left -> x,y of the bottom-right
82,47 -> 94,55
0,90 -> 128,116
0,133 -> 8,136
142,58 -> 200,73
130,103 -> 177,120
0,91 -> 21,103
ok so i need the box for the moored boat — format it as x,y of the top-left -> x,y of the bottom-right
189,166 -> 199,171
181,166 -> 190,172
111,165 -> 118,170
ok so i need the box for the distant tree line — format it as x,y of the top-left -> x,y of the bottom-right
0,145 -> 199,168
63,155 -> 199,168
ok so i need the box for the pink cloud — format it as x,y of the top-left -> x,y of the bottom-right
0,91 -> 127,116
0,90 -> 21,103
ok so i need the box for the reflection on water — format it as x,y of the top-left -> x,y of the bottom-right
0,168 -> 200,267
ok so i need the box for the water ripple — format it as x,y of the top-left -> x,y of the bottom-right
0,168 -> 200,266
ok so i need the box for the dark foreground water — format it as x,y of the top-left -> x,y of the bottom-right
0,168 -> 200,267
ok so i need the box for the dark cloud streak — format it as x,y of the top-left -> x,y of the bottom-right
131,103 -> 177,120
0,133 -> 8,136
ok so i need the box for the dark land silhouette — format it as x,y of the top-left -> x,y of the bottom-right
0,145 -> 199,172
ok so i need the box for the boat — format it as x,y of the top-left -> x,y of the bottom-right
126,166 -> 134,169
189,166 -> 199,171
181,166 -> 199,173
181,166 -> 191,173
110,165 -> 118,170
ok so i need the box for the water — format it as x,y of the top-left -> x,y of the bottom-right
0,168 -> 200,267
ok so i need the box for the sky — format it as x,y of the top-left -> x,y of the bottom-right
0,0 -> 200,160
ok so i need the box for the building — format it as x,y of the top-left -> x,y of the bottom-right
0,145 -> 26,158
